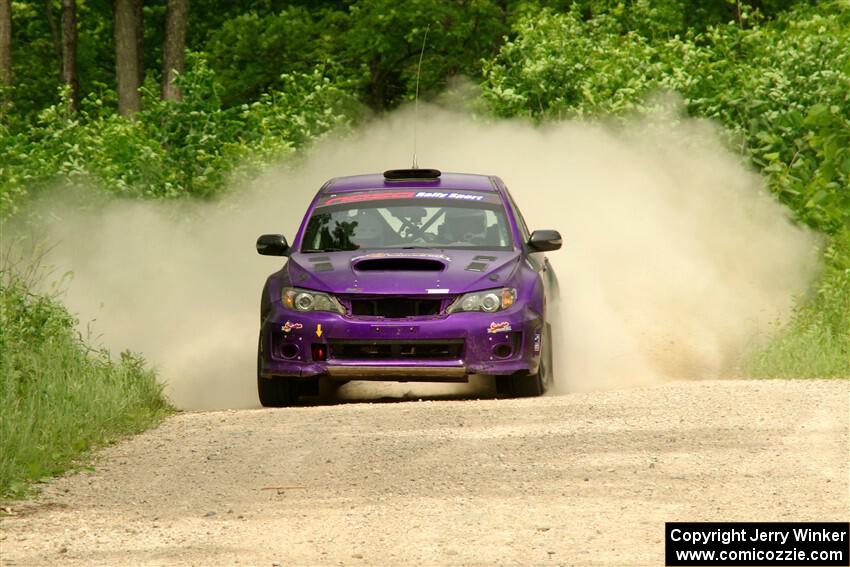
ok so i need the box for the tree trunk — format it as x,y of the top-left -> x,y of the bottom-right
161,0 -> 188,101
367,57 -> 385,113
114,0 -> 143,116
45,0 -> 61,62
60,0 -> 78,110
0,0 -> 11,89
134,0 -> 143,86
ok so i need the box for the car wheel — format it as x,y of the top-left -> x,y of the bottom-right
318,377 -> 340,404
496,322 -> 551,398
257,375 -> 295,407
257,336 -> 295,407
496,372 -> 543,398
542,321 -> 555,391
515,369 -> 545,397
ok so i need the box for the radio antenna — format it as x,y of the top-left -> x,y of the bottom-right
411,24 -> 430,169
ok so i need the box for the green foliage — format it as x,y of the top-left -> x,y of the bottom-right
482,8 -> 659,118
482,2 -> 850,235
6,0 -> 824,120
6,0 -> 117,123
7,0 -> 510,117
745,229 -> 850,378
481,1 -> 849,376
340,0 -> 508,110
5,0 -> 63,121
0,55 -> 358,215
204,0 -> 509,111
205,7 -> 349,106
536,0 -> 809,37
0,263 -> 172,498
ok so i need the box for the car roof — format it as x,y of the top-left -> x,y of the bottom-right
321,172 -> 500,194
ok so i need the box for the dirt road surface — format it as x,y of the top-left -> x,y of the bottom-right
1,379 -> 848,566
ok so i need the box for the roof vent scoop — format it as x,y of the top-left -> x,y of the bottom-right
383,169 -> 441,181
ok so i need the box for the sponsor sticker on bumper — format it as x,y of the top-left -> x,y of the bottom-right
488,321 -> 512,334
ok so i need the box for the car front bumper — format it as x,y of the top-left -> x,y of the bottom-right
259,304 -> 544,382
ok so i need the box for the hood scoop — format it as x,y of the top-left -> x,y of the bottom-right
353,258 -> 446,272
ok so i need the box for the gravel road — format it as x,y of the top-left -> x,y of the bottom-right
1,379 -> 848,567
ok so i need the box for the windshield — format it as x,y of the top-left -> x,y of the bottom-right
300,191 -> 514,252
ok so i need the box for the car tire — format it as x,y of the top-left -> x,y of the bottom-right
496,322 -> 552,398
257,375 -> 295,407
541,321 -> 555,391
515,371 -> 545,397
257,336 -> 295,407
318,377 -> 340,404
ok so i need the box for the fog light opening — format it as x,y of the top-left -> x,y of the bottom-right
311,344 -> 328,362
280,343 -> 299,359
493,343 -> 512,359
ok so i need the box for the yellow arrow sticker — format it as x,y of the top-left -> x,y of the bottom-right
316,324 -> 323,337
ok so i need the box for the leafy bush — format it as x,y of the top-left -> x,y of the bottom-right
482,9 -> 659,119
0,262 -> 172,498
0,54 -> 359,216
204,0 -> 509,111
481,2 -> 849,376
482,2 -> 850,234
0,52 -> 362,497
745,229 -> 850,377
205,6 -> 350,106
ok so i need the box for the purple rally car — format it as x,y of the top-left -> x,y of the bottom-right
255,169 -> 561,406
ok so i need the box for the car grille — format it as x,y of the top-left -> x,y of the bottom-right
349,297 -> 443,318
329,339 -> 464,361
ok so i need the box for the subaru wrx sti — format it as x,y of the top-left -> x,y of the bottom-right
256,169 -> 561,406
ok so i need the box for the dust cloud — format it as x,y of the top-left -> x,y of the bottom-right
26,105 -> 816,408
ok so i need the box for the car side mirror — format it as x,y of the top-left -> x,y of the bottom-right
528,230 -> 562,252
256,234 -> 290,256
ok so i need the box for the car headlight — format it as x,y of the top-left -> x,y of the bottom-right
282,287 -> 345,314
447,288 -> 516,314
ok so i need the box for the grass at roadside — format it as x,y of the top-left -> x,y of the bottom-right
0,266 -> 172,499
744,229 -> 850,379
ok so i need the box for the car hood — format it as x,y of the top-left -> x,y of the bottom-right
285,249 -> 522,295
